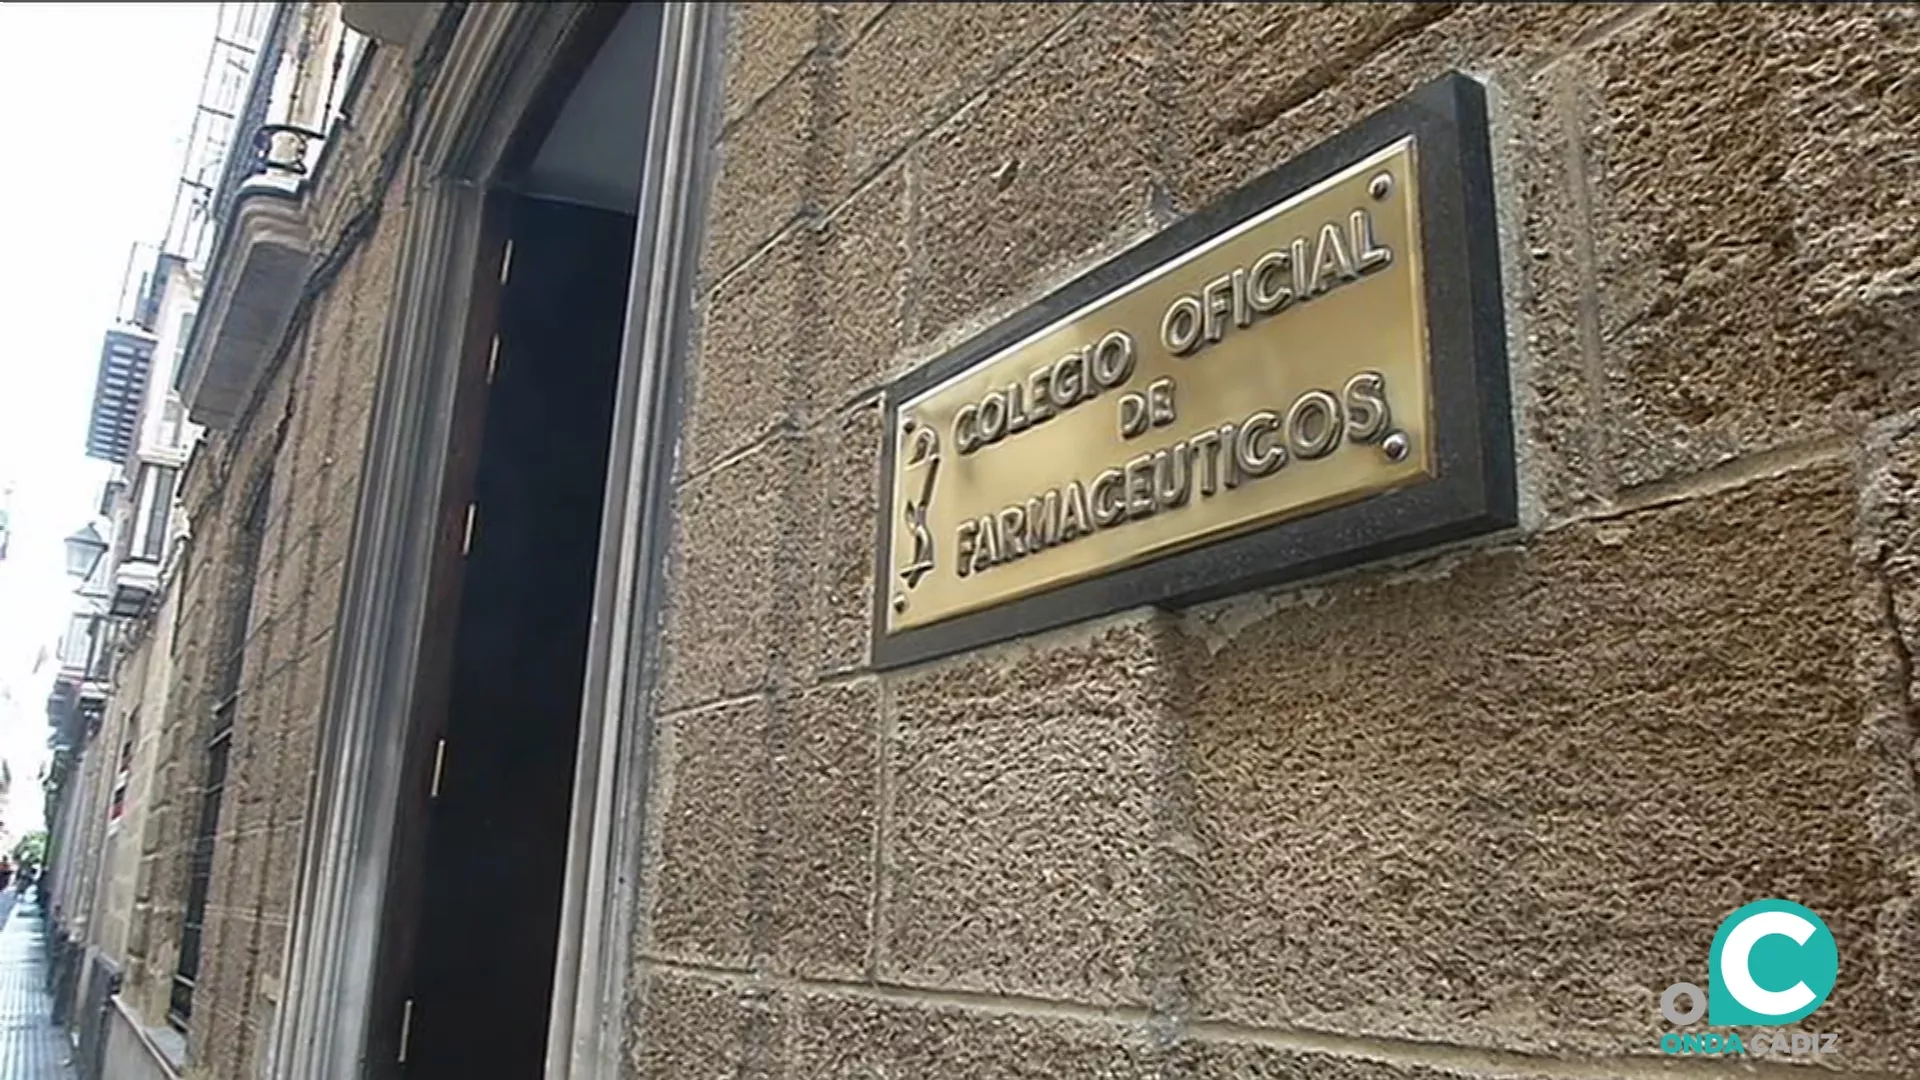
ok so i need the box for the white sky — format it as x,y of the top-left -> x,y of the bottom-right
0,3 -> 219,841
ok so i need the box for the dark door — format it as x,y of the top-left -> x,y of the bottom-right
379,194 -> 636,1078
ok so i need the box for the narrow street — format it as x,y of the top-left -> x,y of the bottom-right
0,895 -> 73,1080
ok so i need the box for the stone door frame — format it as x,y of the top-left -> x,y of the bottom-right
266,5 -> 724,1078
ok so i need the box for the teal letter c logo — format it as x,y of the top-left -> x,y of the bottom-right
1708,899 -> 1838,1026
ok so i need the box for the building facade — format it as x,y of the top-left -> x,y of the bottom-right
41,4 -> 278,1077
48,3 -> 1920,1079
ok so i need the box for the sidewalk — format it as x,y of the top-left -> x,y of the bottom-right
0,895 -> 74,1080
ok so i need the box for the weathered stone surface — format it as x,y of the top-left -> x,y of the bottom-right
324,465 -> 362,539
683,237 -> 803,476
1176,1042 -> 1553,1080
221,827 -> 271,925
724,4 -> 821,126
828,4 -> 1077,203
878,617 -> 1174,1005
1157,5 -> 1623,518
627,969 -> 774,1080
806,166 -> 909,411
782,990 -> 1161,1078
311,502 -> 355,582
1176,462 -> 1906,1067
1852,409 -> 1920,1050
911,4 -> 1163,347
264,535 -> 313,638
659,438 -> 804,710
800,400 -> 880,679
303,554 -> 346,641
227,704 -> 281,836
1580,5 -> 1920,487
285,349 -> 338,533
260,823 -> 303,924
706,65 -> 815,283
1161,4 -> 1621,213
768,679 -> 880,979
642,697 -> 769,969
822,3 -> 887,53
200,1005 -> 243,1080
1510,63 -> 1603,516
271,641 -> 331,830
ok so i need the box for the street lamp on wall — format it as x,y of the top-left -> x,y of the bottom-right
63,525 -> 107,583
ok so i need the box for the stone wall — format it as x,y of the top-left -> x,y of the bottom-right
120,33 -> 416,1079
634,4 -> 1920,1077
88,614 -> 148,967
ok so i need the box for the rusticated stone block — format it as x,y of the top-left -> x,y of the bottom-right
782,989 -> 1161,1078
706,64 -> 815,283
657,438 -> 805,711
767,679 -> 880,979
642,697 -> 770,968
260,823 -> 303,925
683,237 -> 803,476
311,502 -> 354,582
272,646 -> 330,832
1852,408 -> 1920,1050
627,969 -> 776,1080
200,1006 -> 243,1080
1510,63 -> 1604,515
822,3 -> 887,54
1160,4 -> 1622,517
806,166 -> 909,411
1579,4 -> 1920,487
911,4 -> 1163,347
877,617 -> 1176,1005
800,400 -> 880,678
1161,3 -> 1621,213
723,4 -> 822,126
1177,1042 -> 1554,1080
826,4 -> 1076,202
223,828 -> 271,924
1176,461 -> 1909,1070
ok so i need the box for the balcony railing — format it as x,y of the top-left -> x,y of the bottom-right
177,3 -> 366,430
206,4 -> 292,227
248,122 -> 329,188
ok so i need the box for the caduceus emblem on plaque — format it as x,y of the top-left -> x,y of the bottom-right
893,414 -> 939,613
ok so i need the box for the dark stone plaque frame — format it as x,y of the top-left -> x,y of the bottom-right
872,73 -> 1515,670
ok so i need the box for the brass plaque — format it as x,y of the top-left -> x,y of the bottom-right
887,140 -> 1427,633
873,74 -> 1513,668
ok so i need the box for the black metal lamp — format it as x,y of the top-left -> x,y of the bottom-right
63,525 -> 107,582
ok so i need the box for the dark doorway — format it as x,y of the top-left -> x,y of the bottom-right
366,5 -> 659,1076
401,193 -> 634,1078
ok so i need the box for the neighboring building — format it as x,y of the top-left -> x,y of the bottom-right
39,4 -> 278,1079
43,4 -> 1920,1080
43,511 -> 115,1029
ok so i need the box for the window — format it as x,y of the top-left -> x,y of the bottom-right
161,395 -> 189,451
98,478 -> 126,518
59,614 -> 93,671
169,480 -> 268,1031
168,732 -> 228,1028
172,312 -> 198,386
131,463 -> 179,564
86,617 -> 113,682
109,716 -> 137,828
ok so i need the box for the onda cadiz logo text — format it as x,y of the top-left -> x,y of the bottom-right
1659,899 -> 1840,1057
